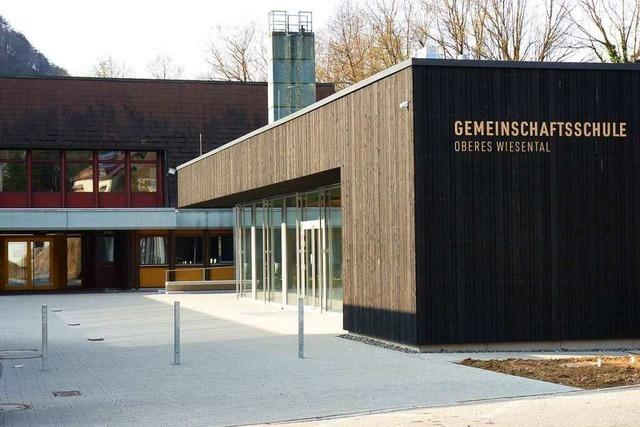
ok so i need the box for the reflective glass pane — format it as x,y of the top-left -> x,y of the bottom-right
66,151 -> 93,161
67,237 -> 82,287
66,163 -> 94,192
285,197 -> 298,304
130,164 -> 157,192
32,162 -> 61,192
32,150 -> 60,161
140,236 -> 167,265
98,163 -> 125,192
254,206 -> 264,301
0,162 -> 27,192
99,150 -> 125,161
131,151 -> 157,161
269,200 -> 283,303
0,150 -> 26,160
31,241 -> 51,287
328,187 -> 343,312
7,241 -> 28,287
98,235 -> 114,263
175,236 -> 202,264
209,235 -> 233,264
241,207 -> 252,297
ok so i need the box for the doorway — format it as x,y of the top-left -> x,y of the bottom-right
300,220 -> 326,310
5,238 -> 54,290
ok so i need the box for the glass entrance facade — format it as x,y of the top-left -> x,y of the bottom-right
235,185 -> 342,312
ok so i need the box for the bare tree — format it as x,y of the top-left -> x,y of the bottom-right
483,0 -> 529,60
204,23 -> 267,81
573,0 -> 640,63
366,0 -> 419,68
410,0 -> 435,49
533,0 -> 575,61
434,0 -> 473,58
146,53 -> 184,79
316,0 -> 372,88
92,55 -> 132,78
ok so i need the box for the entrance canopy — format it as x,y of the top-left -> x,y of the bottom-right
0,208 -> 232,231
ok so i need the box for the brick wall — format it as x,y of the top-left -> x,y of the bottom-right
0,75 -> 334,206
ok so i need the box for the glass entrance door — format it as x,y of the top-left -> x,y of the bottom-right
300,220 -> 326,310
5,238 -> 54,290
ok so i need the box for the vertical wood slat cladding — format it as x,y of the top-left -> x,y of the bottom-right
413,64 -> 640,346
179,68 -> 417,344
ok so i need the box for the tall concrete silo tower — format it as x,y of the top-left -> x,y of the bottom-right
268,11 -> 316,123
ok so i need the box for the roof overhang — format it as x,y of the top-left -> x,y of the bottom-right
0,208 -> 232,231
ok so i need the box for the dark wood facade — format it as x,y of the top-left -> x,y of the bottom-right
179,60 -> 640,347
413,61 -> 640,345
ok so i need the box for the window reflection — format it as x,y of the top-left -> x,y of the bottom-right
130,164 -> 157,192
33,162 -> 61,192
66,163 -> 94,192
0,161 -> 27,192
140,236 -> 167,265
175,236 -> 202,264
98,163 -> 125,192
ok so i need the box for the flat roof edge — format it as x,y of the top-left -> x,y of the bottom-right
411,58 -> 640,70
177,58 -> 414,170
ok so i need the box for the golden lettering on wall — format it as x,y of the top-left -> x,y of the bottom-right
452,120 -> 628,153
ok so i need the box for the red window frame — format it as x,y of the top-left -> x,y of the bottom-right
31,150 -> 62,207
0,149 -> 28,207
98,150 -> 127,207
0,149 -> 163,208
130,151 -> 162,207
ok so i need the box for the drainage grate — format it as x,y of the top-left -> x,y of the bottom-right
52,390 -> 81,397
0,403 -> 32,412
87,338 -> 104,342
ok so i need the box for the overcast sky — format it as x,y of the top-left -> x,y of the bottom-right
2,0 -> 337,79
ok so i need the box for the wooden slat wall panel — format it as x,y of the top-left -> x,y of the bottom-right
179,68 -> 418,344
413,65 -> 640,346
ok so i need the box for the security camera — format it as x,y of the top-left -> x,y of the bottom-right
399,100 -> 410,110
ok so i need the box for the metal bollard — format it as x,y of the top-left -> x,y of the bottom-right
173,301 -> 180,365
298,297 -> 304,359
41,305 -> 48,371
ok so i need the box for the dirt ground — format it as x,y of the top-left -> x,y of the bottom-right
460,356 -> 640,389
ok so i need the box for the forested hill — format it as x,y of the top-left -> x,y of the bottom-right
0,14 -> 67,76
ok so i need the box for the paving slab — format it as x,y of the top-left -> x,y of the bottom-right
1,292 -> 575,426
271,386 -> 640,426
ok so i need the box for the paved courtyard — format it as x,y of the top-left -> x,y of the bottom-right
0,292 -> 587,426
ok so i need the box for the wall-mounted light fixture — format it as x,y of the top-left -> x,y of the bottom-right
399,100 -> 410,110
167,167 -> 177,176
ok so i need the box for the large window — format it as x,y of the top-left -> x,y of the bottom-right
209,234 -> 234,264
32,150 -> 61,192
98,151 -> 125,192
130,151 -> 157,192
0,149 -> 162,207
66,151 -> 94,192
235,185 -> 342,312
175,236 -> 203,265
98,234 -> 115,263
0,150 -> 27,192
140,236 -> 167,265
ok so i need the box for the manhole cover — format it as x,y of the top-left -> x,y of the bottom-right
0,349 -> 40,360
52,390 -> 81,397
0,403 -> 32,412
